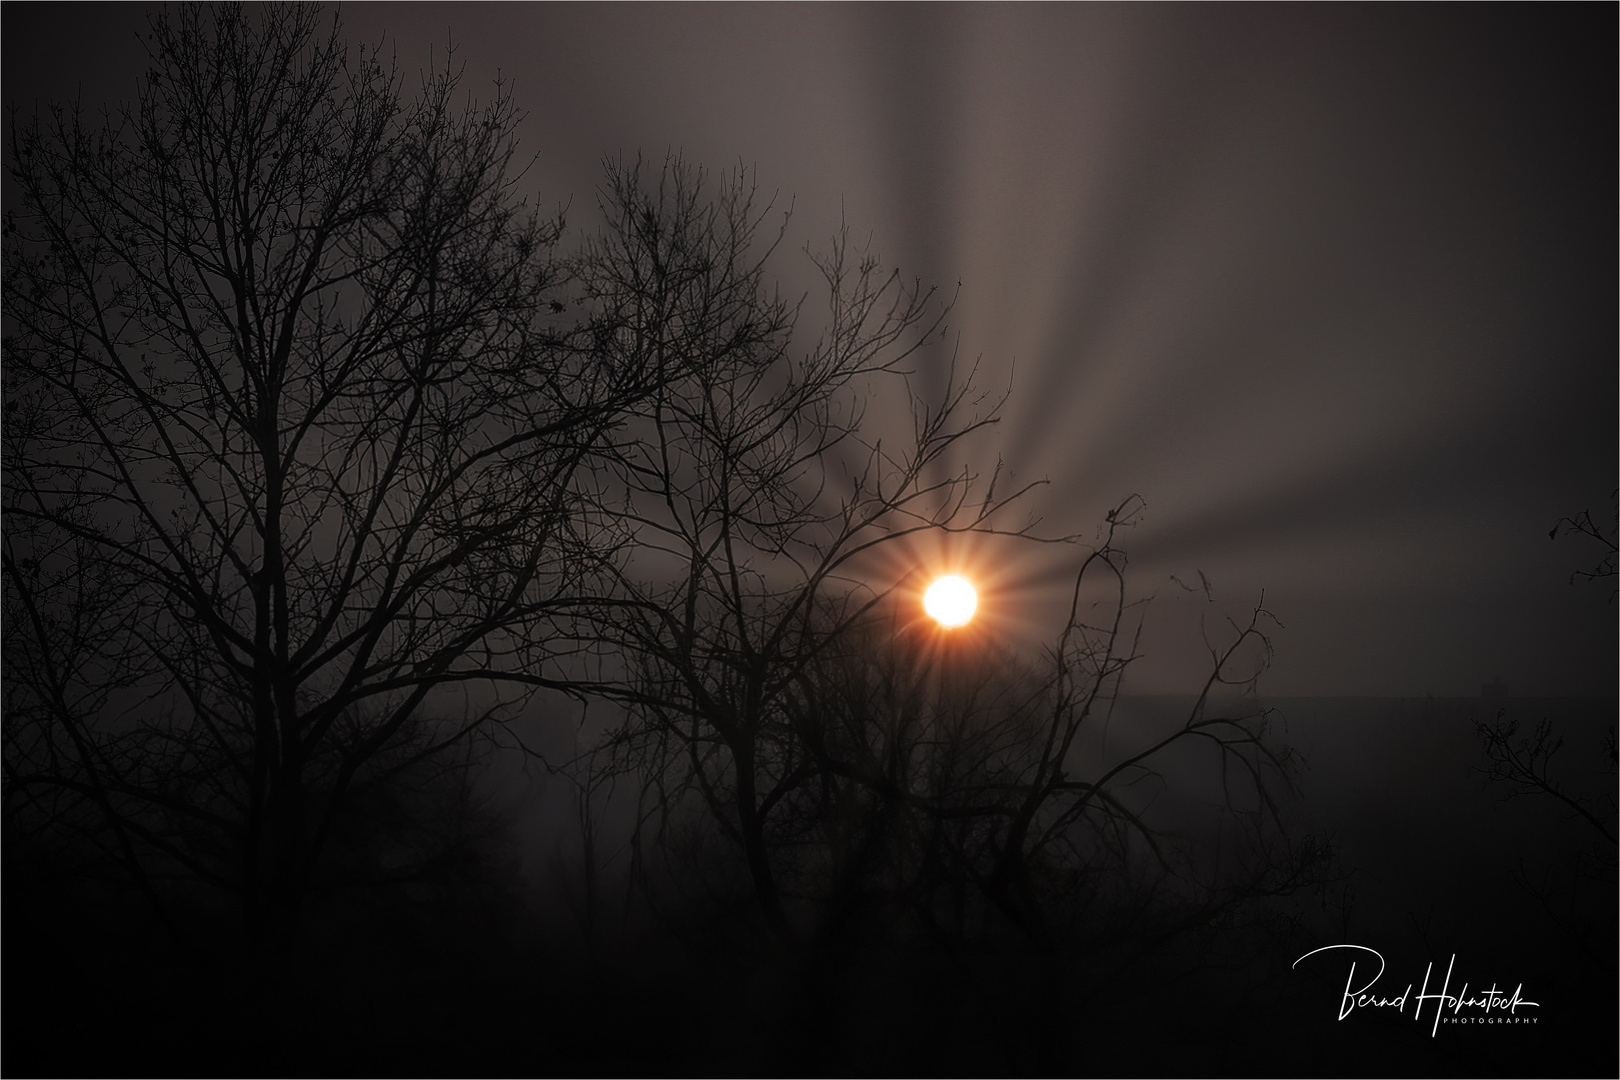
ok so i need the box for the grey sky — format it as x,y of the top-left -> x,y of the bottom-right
6,3 -> 1614,695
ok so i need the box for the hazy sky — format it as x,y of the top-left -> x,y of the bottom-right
6,3 -> 1615,695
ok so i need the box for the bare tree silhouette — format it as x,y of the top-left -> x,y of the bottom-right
563,491 -> 1331,1068
2,3 -> 654,952
1477,491 -> 1619,831
3,7 -> 1334,1073
551,153 -> 1048,937
1548,488 -> 1618,598
1476,717 -> 1617,849
1469,494 -> 1620,983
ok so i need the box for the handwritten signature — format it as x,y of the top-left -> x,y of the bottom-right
1293,945 -> 1539,1037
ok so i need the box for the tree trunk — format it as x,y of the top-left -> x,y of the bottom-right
733,746 -> 787,937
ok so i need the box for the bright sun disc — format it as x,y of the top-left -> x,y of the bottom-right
924,575 -> 977,628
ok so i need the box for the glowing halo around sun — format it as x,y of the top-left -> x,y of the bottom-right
923,575 -> 977,629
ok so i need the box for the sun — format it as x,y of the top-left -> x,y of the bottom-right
923,575 -> 977,628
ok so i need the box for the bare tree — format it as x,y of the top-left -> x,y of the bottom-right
2,4 -> 651,948
1548,488 -> 1618,598
1479,491 -> 1619,830
1475,718 -> 1616,847
1468,495 -> 1620,979
558,486 -> 1329,1067
574,383 -> 1324,936
544,154 -> 1048,936
2,7 -> 1336,1075
782,499 -> 1325,935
